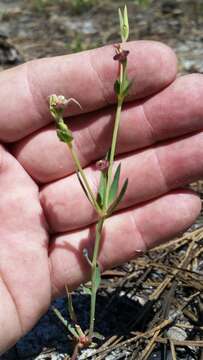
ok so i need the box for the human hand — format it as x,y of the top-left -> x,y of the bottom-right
0,41 -> 202,353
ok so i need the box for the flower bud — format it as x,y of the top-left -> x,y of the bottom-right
96,159 -> 109,172
113,49 -> 130,63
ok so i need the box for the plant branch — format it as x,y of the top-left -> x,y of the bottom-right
49,5 -> 132,349
67,144 -> 102,216
104,96 -> 123,210
89,217 -> 104,339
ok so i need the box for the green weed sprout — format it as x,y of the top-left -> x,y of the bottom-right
49,4 -> 132,355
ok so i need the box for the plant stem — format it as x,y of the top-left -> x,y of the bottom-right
68,144 -> 102,215
88,63 -> 125,338
89,217 -> 104,339
104,97 -> 123,210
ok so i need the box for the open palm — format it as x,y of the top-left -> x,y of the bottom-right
0,41 -> 202,353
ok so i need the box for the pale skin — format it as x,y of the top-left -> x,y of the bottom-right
0,40 -> 203,353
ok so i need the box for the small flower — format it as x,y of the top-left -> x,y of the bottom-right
49,94 -> 69,110
113,49 -> 130,63
49,95 -> 82,111
95,159 -> 109,172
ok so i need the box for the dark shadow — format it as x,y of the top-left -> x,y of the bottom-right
48,222 -> 107,290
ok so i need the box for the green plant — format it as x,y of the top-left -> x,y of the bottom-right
49,4 -> 132,357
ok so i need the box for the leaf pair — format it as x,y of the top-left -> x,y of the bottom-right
57,119 -> 73,144
97,158 -> 128,214
114,77 -> 133,99
119,5 -> 129,42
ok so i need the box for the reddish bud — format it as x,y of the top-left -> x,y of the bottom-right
96,159 -> 109,172
113,50 -> 130,63
78,335 -> 90,348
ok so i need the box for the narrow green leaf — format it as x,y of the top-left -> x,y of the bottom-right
65,285 -> 77,323
52,306 -> 79,339
97,149 -> 110,207
97,170 -> 107,208
95,264 -> 101,291
108,178 -> 128,215
108,163 -> 121,205
68,324 -> 80,339
121,78 -> 133,98
52,306 -> 68,328
76,171 -> 93,205
97,193 -> 103,209
118,8 -> 124,41
123,5 -> 129,41
114,79 -> 121,96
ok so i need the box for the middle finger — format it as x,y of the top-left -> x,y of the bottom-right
12,74 -> 203,183
40,130 -> 203,233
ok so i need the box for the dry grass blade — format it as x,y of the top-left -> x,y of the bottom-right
169,340 -> 177,360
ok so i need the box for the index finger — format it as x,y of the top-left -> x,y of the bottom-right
0,41 -> 176,142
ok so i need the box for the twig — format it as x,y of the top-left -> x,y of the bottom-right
169,340 -> 177,360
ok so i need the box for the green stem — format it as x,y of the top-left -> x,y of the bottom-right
68,144 -> 102,216
88,66 -> 125,339
120,61 -> 123,84
104,97 -> 123,210
87,46 -> 128,340
89,217 -> 104,339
